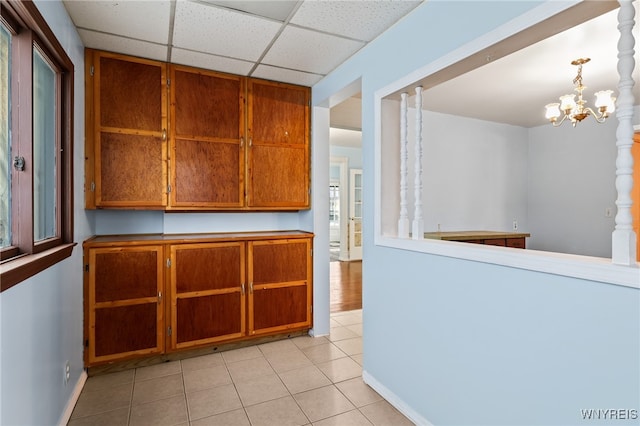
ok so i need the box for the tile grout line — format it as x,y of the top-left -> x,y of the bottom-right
179,360 -> 190,425
126,368 -> 136,426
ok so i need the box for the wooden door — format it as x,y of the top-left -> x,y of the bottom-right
247,79 -> 310,209
169,242 -> 245,350
248,238 -> 312,336
86,246 -> 164,365
169,66 -> 245,209
87,50 -> 168,208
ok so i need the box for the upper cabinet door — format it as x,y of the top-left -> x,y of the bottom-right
85,50 -> 168,208
169,66 -> 245,209
247,79 -> 310,209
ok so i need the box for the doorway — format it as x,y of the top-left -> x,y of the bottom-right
329,96 -> 363,313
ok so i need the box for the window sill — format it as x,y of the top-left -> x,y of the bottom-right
376,235 -> 640,289
0,243 -> 77,292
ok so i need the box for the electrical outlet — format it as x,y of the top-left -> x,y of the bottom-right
64,361 -> 70,386
513,219 -> 518,230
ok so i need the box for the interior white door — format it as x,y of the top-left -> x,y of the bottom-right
349,169 -> 363,260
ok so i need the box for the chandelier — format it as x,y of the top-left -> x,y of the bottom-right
544,58 -> 615,127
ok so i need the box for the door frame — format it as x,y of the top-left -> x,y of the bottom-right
330,156 -> 350,261
349,168 -> 363,261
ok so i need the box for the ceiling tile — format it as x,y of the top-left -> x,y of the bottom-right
77,29 -> 168,62
171,48 -> 254,75
290,0 -> 422,42
263,26 -> 364,75
252,64 -> 323,87
172,1 -> 283,62
63,1 -> 171,44
198,0 -> 299,21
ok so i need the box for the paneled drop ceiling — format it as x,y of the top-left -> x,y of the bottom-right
63,0 -> 423,87
63,0 -> 639,136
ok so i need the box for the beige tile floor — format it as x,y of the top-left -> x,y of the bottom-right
68,310 -> 415,426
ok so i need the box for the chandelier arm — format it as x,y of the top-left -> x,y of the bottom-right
584,107 -> 608,123
551,114 -> 569,127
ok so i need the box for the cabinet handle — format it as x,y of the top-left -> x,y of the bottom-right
158,291 -> 162,303
241,283 -> 245,296
249,138 -> 252,147
240,137 -> 244,148
249,282 -> 253,294
162,128 -> 167,141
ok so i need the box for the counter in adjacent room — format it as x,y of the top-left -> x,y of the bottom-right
423,231 -> 531,248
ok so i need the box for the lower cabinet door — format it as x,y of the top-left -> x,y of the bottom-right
248,238 -> 312,336
87,246 -> 164,365
170,242 -> 246,350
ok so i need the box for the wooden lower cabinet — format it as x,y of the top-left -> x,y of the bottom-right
249,239 -> 312,336
170,242 -> 246,350
86,245 -> 165,365
84,231 -> 313,367
424,231 -> 530,249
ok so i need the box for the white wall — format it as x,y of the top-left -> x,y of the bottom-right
313,1 -> 639,424
528,116 -> 619,258
382,101 -> 620,258
421,111 -> 528,234
0,1 -> 92,424
382,107 -> 529,236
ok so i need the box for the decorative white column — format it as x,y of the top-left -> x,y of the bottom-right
398,92 -> 410,238
612,0 -> 637,266
412,87 -> 424,240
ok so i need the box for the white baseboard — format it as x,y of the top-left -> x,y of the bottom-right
362,370 -> 434,426
58,369 -> 88,426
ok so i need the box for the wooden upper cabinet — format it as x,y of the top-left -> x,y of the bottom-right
247,79 -> 310,209
85,50 -> 311,211
169,66 -> 245,209
85,50 -> 168,208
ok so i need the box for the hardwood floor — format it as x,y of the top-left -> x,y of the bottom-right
330,260 -> 362,313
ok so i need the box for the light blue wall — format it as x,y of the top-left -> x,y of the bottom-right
314,1 -> 639,424
93,210 -> 302,235
330,145 -> 363,171
0,1 -> 92,425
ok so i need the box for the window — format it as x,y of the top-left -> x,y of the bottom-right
329,183 -> 340,222
33,48 -> 58,242
1,24 -> 10,249
0,1 -> 75,292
